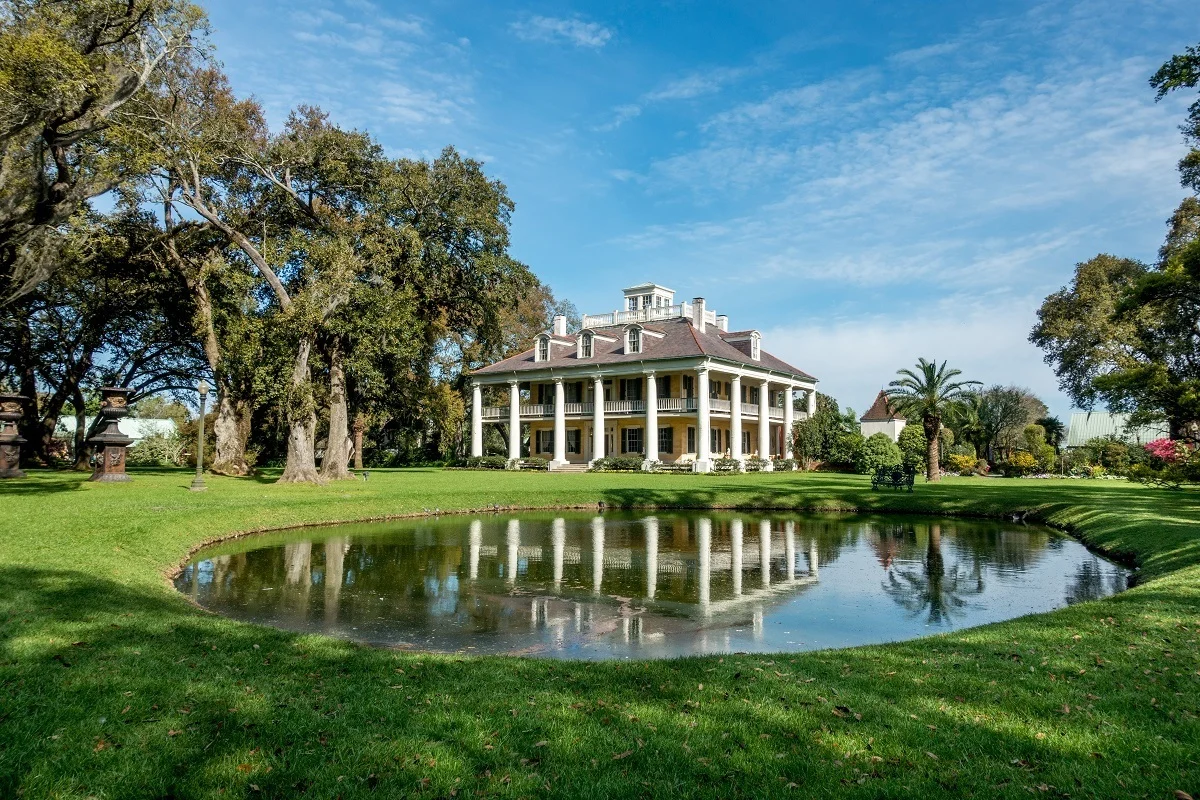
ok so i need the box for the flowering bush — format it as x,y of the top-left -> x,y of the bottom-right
946,453 -> 976,474
1144,438 -> 1183,463
1003,451 -> 1038,477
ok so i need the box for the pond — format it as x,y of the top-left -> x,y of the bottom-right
175,512 -> 1129,660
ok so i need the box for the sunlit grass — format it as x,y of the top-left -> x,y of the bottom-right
0,468 -> 1197,798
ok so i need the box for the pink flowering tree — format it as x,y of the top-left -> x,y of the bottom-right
1144,438 -> 1179,463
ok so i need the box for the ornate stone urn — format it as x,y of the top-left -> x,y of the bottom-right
0,393 -> 28,479
88,387 -> 134,482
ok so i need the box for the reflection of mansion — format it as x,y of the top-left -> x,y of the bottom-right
470,283 -> 818,471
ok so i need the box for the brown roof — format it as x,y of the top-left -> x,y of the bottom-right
861,390 -> 904,422
473,317 -> 815,380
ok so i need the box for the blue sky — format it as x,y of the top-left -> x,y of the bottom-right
204,0 -> 1195,420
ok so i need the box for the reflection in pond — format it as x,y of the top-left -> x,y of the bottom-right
176,512 -> 1129,660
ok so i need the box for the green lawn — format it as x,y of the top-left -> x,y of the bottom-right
1,469 -> 1197,799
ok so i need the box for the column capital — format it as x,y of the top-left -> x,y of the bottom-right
696,364 -> 709,374
508,378 -> 520,387
471,380 -> 481,390
553,376 -> 563,385
644,369 -> 656,378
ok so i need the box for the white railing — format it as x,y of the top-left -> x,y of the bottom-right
604,400 -> 645,414
580,302 -> 719,329
564,402 -> 593,415
711,399 -> 731,412
741,403 -> 759,417
520,404 -> 553,417
656,397 -> 696,413
768,407 -> 784,420
481,406 -> 505,419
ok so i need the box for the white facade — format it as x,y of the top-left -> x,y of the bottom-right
860,419 -> 905,442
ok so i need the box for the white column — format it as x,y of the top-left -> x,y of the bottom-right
507,380 -> 521,462
758,379 -> 773,469
471,382 -> 483,457
809,540 -> 819,578
592,376 -> 605,464
645,516 -> 659,600
695,366 -> 711,472
759,519 -> 772,588
591,516 -> 605,594
644,370 -> 658,467
731,518 -> 744,596
730,374 -> 743,467
807,386 -> 817,417
552,518 -> 565,589
551,378 -> 567,467
783,383 -> 795,461
784,521 -> 796,581
506,519 -> 520,586
697,517 -> 712,613
468,519 -> 482,581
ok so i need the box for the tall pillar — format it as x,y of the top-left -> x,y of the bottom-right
645,516 -> 659,600
809,540 -> 819,578
506,519 -> 520,586
730,375 -> 743,467
552,518 -> 565,589
784,521 -> 796,581
507,380 -> 521,462
758,379 -> 773,469
806,386 -> 817,417
470,382 -> 483,457
591,516 -> 605,594
731,518 -> 744,596
644,370 -> 658,468
697,517 -> 712,613
783,383 -> 795,461
695,366 -> 711,472
551,378 -> 567,468
759,519 -> 772,588
468,519 -> 482,581
592,376 -> 605,465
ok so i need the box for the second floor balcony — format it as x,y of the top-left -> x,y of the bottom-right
480,399 -> 797,420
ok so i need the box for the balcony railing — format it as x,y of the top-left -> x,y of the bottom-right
657,397 -> 697,413
480,398 -> 794,420
768,407 -> 785,420
741,403 -> 758,417
581,302 -> 718,330
711,399 -> 731,412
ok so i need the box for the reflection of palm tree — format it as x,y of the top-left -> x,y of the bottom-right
882,525 -> 983,626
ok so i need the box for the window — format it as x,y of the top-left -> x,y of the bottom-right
742,431 -> 751,453
622,427 -> 643,454
580,332 -> 593,359
657,375 -> 671,398
567,429 -> 581,454
628,297 -> 639,312
711,428 -> 720,453
627,328 -> 641,354
683,375 -> 695,399
537,337 -> 549,362
619,378 -> 643,401
658,426 -> 673,454
749,387 -> 760,405
642,295 -> 653,309
537,430 -> 554,453
687,426 -> 696,453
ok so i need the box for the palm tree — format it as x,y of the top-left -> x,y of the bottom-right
1035,416 -> 1066,453
888,359 -> 981,481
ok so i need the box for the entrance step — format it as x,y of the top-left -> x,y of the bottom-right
549,463 -> 590,473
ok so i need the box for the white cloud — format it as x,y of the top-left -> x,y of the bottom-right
510,16 -> 613,49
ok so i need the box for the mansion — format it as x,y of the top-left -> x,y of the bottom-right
470,283 -> 818,472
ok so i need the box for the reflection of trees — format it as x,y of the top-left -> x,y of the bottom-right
882,524 -> 984,626
1065,559 -> 1127,605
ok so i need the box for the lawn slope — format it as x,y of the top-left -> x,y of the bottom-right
0,469 -> 1197,799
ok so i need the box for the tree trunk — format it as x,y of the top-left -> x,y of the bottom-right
278,336 -> 320,484
72,387 -> 88,471
210,392 -> 252,476
321,339 -> 352,481
923,415 -> 941,482
352,414 -> 365,471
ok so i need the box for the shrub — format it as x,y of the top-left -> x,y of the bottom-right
772,458 -> 797,471
1003,451 -> 1038,477
517,457 -> 549,470
127,432 -> 187,467
744,457 -> 769,472
464,456 -> 508,470
946,453 -> 976,474
713,457 -> 741,472
855,433 -> 902,474
897,425 -> 927,470
1086,437 -> 1131,472
974,458 -> 991,475
590,456 -> 644,472
1144,438 -> 1183,463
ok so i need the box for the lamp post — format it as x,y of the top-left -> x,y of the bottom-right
190,380 -> 209,492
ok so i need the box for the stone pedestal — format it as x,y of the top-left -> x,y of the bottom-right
88,387 -> 134,483
0,393 -> 28,479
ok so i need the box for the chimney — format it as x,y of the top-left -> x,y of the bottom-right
715,314 -> 728,332
552,315 -> 567,337
692,297 -> 706,334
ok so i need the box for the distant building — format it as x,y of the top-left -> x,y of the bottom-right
1064,412 -> 1169,449
859,391 -> 905,442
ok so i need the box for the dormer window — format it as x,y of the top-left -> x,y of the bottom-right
536,336 -> 550,362
627,327 -> 641,354
580,331 -> 594,359
750,332 -> 761,361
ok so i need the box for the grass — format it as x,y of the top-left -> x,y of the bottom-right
0,468 -> 1197,799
